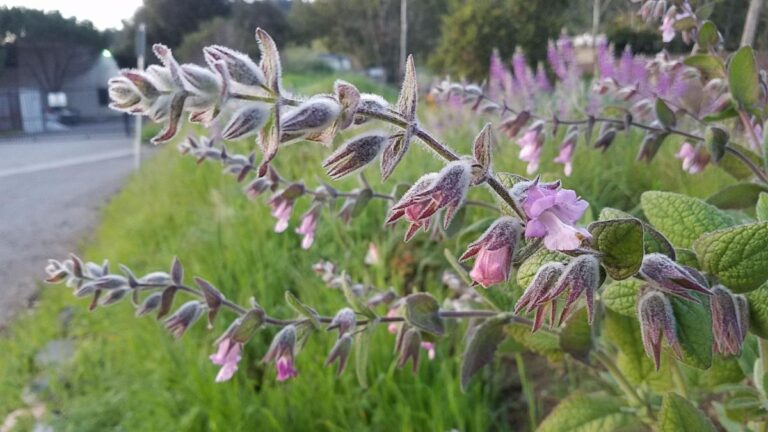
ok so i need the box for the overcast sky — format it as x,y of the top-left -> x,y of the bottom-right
1,0 -> 143,30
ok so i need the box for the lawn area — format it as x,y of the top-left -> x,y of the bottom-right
0,72 -> 736,431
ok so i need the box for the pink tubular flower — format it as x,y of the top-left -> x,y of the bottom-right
518,180 -> 590,251
386,161 -> 471,241
420,342 -> 436,360
263,325 -> 299,382
659,8 -> 677,43
210,338 -> 243,382
296,205 -> 321,249
517,122 -> 545,175
276,356 -> 299,381
267,183 -> 304,233
387,307 -> 400,334
675,142 -> 710,174
553,128 -> 578,176
460,217 -> 522,287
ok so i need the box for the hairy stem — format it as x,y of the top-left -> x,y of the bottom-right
515,353 -> 538,430
725,146 -> 768,184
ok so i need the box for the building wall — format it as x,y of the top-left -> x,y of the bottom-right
62,55 -> 121,120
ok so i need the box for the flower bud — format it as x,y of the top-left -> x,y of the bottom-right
514,262 -> 565,331
636,131 -> 668,163
99,288 -> 130,306
640,253 -> 711,301
107,76 -> 143,112
323,134 -> 386,179
164,301 -> 204,339
203,45 -> 266,89
366,289 -> 397,308
222,104 -> 270,140
460,217 -> 522,288
498,111 -> 531,139
325,334 -> 353,376
546,255 -> 601,324
243,177 -> 272,199
710,285 -> 748,356
138,271 -> 173,286
334,80 -> 361,130
637,291 -> 681,370
353,93 -> 389,125
280,96 -> 341,142
593,126 -> 617,152
396,328 -> 422,373
136,292 -> 163,316
328,307 -> 357,336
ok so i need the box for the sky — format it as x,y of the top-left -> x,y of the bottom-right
1,0 -> 143,30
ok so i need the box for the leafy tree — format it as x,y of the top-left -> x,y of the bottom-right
289,0 -> 448,82
0,7 -> 108,93
429,0 -> 569,80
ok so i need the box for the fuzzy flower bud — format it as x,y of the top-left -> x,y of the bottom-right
519,179 -> 591,251
243,177 -> 272,200
638,291 -> 682,370
136,292 -> 163,317
640,253 -> 711,301
263,325 -> 299,381
322,134 -> 387,179
460,217 -> 522,288
498,111 -> 531,139
164,301 -> 204,339
203,45 -> 266,89
328,307 -> 357,336
545,255 -> 601,324
386,161 -> 471,241
353,93 -> 389,125
396,328 -> 423,373
710,285 -> 748,357
222,104 -> 270,141
325,334 -> 353,376
280,96 -> 341,142
514,262 -> 566,331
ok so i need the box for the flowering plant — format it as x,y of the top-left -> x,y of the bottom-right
46,1 -> 768,429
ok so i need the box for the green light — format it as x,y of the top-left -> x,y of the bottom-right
101,49 -> 113,58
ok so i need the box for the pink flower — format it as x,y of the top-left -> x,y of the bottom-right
517,122 -> 545,175
267,184 -> 305,233
210,338 -> 243,382
675,142 -> 710,174
461,217 -> 521,287
387,308 -> 400,334
420,342 -> 436,360
364,242 -> 380,265
519,181 -> 590,251
296,206 -> 320,249
276,355 -> 299,381
553,129 -> 578,176
660,13 -> 677,43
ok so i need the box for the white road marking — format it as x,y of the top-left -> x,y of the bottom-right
0,149 -> 133,178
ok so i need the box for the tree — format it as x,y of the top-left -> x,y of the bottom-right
0,7 -> 108,93
289,0 -> 448,82
176,1 -> 290,63
429,0 -> 569,81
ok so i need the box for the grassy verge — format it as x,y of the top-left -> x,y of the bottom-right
0,72 -> 735,431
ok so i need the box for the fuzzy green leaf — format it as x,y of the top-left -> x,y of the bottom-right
537,392 -> 635,432
461,314 -> 509,391
706,183 -> 768,209
404,293 -> 444,336
746,283 -> 768,338
659,392 -> 717,431
694,222 -> 768,293
655,98 -> 677,129
641,191 -> 734,248
670,294 -> 713,369
684,54 -> 725,80
757,193 -> 768,222
506,323 -> 563,362
728,46 -> 760,108
559,308 -> 592,362
588,218 -> 644,280
516,249 -> 569,288
602,279 -> 642,317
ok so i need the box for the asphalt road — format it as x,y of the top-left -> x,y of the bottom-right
0,124 -> 138,326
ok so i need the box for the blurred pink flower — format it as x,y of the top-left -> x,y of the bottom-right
675,142 -> 710,174
210,338 -> 243,382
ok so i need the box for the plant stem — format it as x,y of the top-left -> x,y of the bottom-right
515,353 -> 538,430
725,146 -> 768,183
593,350 -> 655,421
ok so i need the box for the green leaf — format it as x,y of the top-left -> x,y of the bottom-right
674,248 -> 700,268
537,392 -> 635,432
641,191 -> 735,248
351,188 -> 373,217
705,126 -> 729,163
354,322 -> 375,388
460,314 -> 509,391
231,307 -> 265,343
706,183 -> 768,209
588,218 -> 644,280
757,193 -> 768,222
516,249 -> 569,288
506,322 -> 563,362
604,309 -> 670,387
602,279 -> 642,318
728,46 -> 760,108
285,291 -> 321,329
404,293 -> 444,336
670,294 -> 713,369
659,392 -> 717,431
718,144 -> 764,180
339,275 -> 376,319
683,54 -> 725,80
443,206 -> 466,238
697,21 -> 719,51
559,308 -> 592,362
746,282 -> 768,338
694,222 -> 768,293
599,207 -> 675,259
655,98 -> 677,129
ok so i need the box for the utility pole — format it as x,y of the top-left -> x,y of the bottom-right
741,0 -> 764,47
134,23 -> 146,170
399,0 -> 407,78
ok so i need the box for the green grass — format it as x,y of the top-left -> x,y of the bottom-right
0,72 -> 737,431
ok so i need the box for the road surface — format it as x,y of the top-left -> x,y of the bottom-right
0,123 -> 139,326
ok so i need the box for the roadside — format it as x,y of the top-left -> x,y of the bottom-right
0,121 -> 148,326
